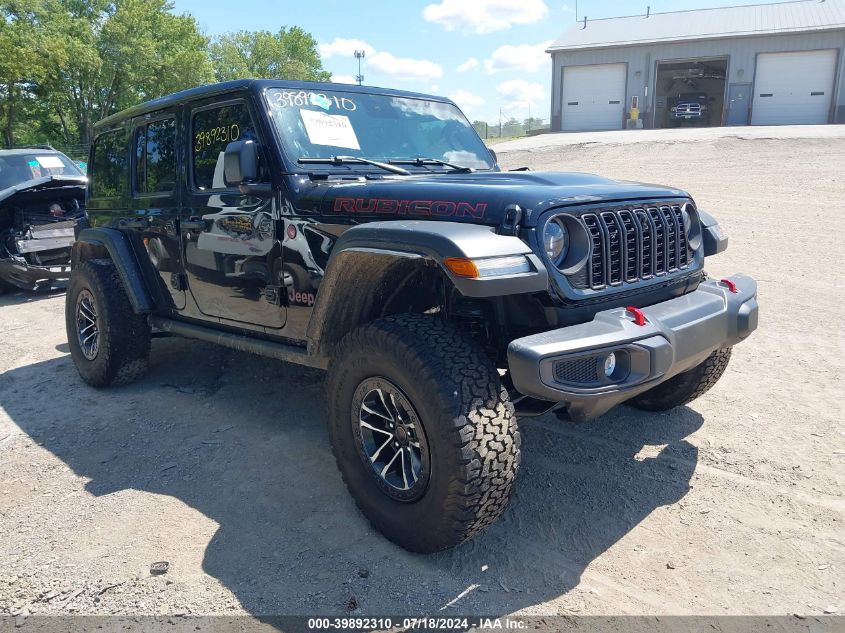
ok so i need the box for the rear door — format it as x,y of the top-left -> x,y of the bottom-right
131,112 -> 185,310
182,97 -> 285,329
562,63 -> 627,131
751,50 -> 837,125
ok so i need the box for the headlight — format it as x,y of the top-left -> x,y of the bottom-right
543,219 -> 568,265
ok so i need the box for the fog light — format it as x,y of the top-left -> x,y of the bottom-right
603,352 -> 617,377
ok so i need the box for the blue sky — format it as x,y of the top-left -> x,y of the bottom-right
172,0 -> 783,123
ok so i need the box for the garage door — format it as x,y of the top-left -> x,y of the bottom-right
751,50 -> 837,125
562,63 -> 626,131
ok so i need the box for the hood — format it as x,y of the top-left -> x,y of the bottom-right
295,171 -> 689,227
0,175 -> 87,206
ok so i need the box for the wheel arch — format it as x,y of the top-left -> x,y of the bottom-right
306,248 -> 441,358
306,220 -> 548,359
71,228 -> 154,314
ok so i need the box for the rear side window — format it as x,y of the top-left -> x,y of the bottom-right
91,129 -> 129,199
134,118 -> 177,195
192,102 -> 259,191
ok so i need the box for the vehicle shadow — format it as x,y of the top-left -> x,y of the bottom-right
0,287 -> 66,306
1,336 -> 701,616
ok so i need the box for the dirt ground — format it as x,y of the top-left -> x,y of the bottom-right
1,128 -> 843,619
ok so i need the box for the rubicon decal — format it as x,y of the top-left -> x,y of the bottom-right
333,197 -> 487,219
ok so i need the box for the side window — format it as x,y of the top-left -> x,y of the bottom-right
134,118 -> 177,195
91,129 -> 129,199
192,103 -> 261,191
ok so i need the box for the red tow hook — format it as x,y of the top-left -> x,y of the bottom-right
720,278 -> 738,294
626,306 -> 647,326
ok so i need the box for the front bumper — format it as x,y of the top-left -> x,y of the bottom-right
507,274 -> 758,421
0,257 -> 71,291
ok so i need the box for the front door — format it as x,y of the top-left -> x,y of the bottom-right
726,83 -> 751,126
182,99 -> 285,329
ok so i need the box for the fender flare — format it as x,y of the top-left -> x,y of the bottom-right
71,227 -> 154,314
328,220 -> 548,297
697,208 -> 729,256
305,221 -> 548,357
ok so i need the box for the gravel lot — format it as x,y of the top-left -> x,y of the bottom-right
1,126 -> 843,619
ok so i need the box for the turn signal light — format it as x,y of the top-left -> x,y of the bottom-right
444,255 -> 531,279
443,257 -> 479,278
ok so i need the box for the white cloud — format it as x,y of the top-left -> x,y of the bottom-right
456,57 -> 480,73
319,38 -> 375,59
423,0 -> 548,34
368,51 -> 443,82
320,39 -> 443,84
331,74 -> 357,84
484,41 -> 552,74
449,89 -> 485,113
497,79 -> 547,108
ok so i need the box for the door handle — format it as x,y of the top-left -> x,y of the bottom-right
181,218 -> 206,231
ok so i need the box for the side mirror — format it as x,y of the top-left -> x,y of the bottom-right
488,148 -> 498,164
224,140 -> 259,186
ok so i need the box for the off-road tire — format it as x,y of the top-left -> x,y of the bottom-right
627,347 -> 732,411
65,258 -> 150,387
327,314 -> 520,553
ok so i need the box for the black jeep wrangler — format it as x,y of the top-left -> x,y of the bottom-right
67,80 -> 758,553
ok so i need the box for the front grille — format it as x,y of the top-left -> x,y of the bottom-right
579,204 -> 690,290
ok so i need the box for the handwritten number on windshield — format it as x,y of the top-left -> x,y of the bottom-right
270,90 -> 356,112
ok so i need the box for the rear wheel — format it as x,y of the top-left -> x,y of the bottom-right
327,314 -> 520,553
627,347 -> 732,411
65,258 -> 150,387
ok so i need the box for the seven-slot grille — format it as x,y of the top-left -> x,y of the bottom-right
580,204 -> 690,290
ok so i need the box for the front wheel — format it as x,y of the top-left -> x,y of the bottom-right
327,314 -> 520,553
627,347 -> 732,411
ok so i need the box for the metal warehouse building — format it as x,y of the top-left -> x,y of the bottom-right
547,0 -> 845,131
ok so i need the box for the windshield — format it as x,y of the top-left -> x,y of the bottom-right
0,152 -> 83,190
265,88 -> 494,171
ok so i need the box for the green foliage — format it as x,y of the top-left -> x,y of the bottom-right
210,26 -> 331,83
39,0 -> 216,144
0,1 -> 329,146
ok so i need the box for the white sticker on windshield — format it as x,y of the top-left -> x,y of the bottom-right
35,155 -> 64,168
300,109 -> 360,150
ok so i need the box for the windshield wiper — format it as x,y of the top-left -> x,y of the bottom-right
297,156 -> 410,176
388,157 -> 474,173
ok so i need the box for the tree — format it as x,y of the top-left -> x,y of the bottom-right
471,120 -> 488,139
523,116 -> 546,131
0,0 -> 69,146
210,27 -> 331,83
0,1 -> 330,148
40,0 -> 215,145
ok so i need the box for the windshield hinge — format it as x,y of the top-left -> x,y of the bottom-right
498,204 -> 523,236
170,273 -> 187,291
264,285 -> 283,306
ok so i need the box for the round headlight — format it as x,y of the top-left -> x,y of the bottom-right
543,219 -> 568,265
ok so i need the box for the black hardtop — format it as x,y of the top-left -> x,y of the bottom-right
94,79 -> 455,131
